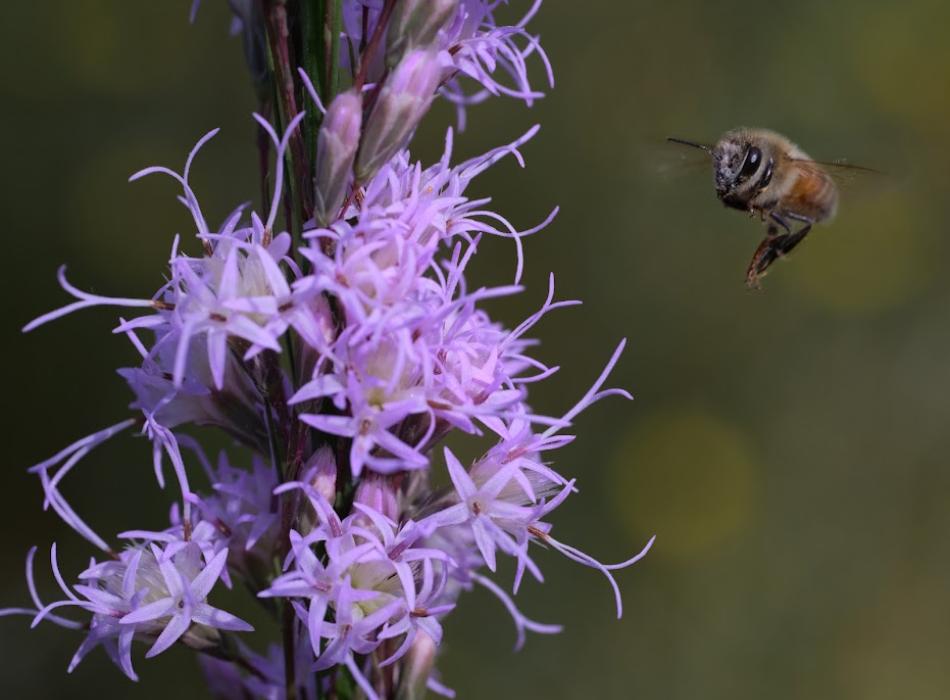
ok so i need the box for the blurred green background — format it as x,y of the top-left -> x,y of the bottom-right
4,1 -> 950,698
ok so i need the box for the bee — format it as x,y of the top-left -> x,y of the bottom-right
668,128 -> 875,288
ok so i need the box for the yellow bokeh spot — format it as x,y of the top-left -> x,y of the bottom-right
836,575 -> 950,700
786,190 -> 936,314
610,409 -> 758,561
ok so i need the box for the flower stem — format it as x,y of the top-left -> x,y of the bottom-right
281,601 -> 298,700
301,0 -> 342,192
199,633 -> 269,681
352,0 -> 397,92
323,0 -> 342,100
263,0 -> 313,226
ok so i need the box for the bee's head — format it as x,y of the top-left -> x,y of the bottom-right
712,131 -> 771,210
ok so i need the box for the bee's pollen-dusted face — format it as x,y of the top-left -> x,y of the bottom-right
712,137 -> 750,197
710,130 -> 774,212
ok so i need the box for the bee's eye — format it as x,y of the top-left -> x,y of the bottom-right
740,146 -> 761,178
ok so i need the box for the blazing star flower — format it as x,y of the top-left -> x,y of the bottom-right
195,450 -> 281,554
339,0 -> 551,129
118,545 -> 253,657
3,543 -> 251,681
445,0 -> 553,99
6,3 -> 654,697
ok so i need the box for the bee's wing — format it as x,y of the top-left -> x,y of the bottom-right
789,158 -> 885,185
788,158 -> 896,205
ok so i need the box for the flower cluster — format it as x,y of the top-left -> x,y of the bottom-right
5,2 -> 652,698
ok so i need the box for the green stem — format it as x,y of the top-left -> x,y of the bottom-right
301,0 -> 321,186
302,0 -> 343,182
323,0 -> 343,101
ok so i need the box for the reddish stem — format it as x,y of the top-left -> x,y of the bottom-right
352,0 -> 397,92
263,0 -> 313,220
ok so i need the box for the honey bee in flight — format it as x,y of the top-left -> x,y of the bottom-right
668,128 -> 876,287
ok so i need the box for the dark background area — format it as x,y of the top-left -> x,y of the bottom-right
3,1 -> 950,698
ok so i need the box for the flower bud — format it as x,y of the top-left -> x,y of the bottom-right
305,445 -> 337,503
313,89 -> 362,226
355,49 -> 441,183
353,474 -> 400,521
397,632 -> 439,700
385,0 -> 459,67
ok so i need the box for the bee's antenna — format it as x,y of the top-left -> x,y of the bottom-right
667,137 -> 711,153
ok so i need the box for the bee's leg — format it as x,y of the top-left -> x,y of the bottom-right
769,212 -> 791,235
745,221 -> 813,288
745,239 -> 780,288
785,212 -> 814,225
778,212 -> 817,254
773,223 -> 812,257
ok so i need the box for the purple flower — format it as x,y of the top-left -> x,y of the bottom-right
119,545 -> 253,657
9,4 -> 655,695
440,1 -> 554,118
196,450 -> 280,554
260,522 -> 397,698
3,542 -> 251,681
297,371 -> 430,477
338,1 -> 552,129
27,113 -> 313,392
376,556 -> 455,665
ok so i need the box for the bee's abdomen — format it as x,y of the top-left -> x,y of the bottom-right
781,168 -> 838,223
